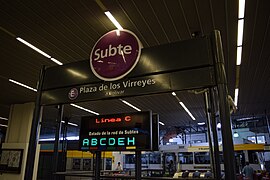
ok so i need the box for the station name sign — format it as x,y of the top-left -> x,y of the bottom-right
63,74 -> 170,103
79,111 -> 152,151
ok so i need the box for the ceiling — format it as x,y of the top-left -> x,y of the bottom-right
0,0 -> 270,137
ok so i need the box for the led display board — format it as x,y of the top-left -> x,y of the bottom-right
79,111 -> 152,151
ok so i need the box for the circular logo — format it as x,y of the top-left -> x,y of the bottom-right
68,88 -> 78,100
90,29 -> 142,81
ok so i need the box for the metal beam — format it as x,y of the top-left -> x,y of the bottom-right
211,30 -> 236,180
24,66 -> 45,180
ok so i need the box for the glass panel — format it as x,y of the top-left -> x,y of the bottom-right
219,152 -> 224,163
178,152 -> 193,164
247,135 -> 265,144
125,154 -> 135,164
257,136 -> 266,144
194,152 -> 210,164
248,151 -> 258,164
72,159 -> 81,170
149,153 -> 161,164
83,159 -> 91,170
141,154 -> 149,164
105,158 -> 112,170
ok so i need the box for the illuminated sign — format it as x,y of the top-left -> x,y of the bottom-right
79,111 -> 152,151
90,29 -> 142,81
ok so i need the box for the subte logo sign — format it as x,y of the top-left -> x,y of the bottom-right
68,88 -> 78,100
90,30 -> 142,81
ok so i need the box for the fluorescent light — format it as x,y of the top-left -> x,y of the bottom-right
217,123 -> 221,129
50,58 -> 63,65
237,46 -> 242,65
233,132 -> 239,138
198,122 -> 205,125
172,94 -> 196,120
238,0 -> 246,19
237,19 -> 244,46
61,121 -> 78,127
68,122 -> 78,127
66,136 -> 79,140
0,124 -> 8,127
70,103 -> 99,115
104,11 -> 123,30
234,88 -> 239,106
9,79 -> 37,92
159,121 -> 165,126
236,117 -> 253,121
179,102 -> 196,120
39,136 -> 79,141
120,99 -> 141,111
116,30 -> 120,36
39,138 -> 55,141
0,117 -> 8,121
16,37 -> 51,58
16,37 -> 63,65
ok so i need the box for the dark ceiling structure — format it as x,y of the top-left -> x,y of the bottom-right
0,0 -> 270,137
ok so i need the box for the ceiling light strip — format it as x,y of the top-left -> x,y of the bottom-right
9,79 -> 37,92
236,0 -> 245,65
238,0 -> 246,19
0,124 -> 8,127
50,58 -> 63,65
234,88 -> 239,107
236,46 -> 242,65
0,117 -> 8,121
237,19 -> 244,47
39,136 -> 79,141
120,99 -> 141,111
179,102 -> 196,120
61,121 -> 78,127
159,121 -> 165,126
70,103 -> 99,115
16,37 -> 63,65
104,11 -> 123,30
67,122 -> 78,127
16,37 -> 51,58
172,92 -> 196,120
235,0 -> 246,106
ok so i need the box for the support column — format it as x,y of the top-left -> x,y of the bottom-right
209,89 -> 222,179
53,105 -> 64,179
204,91 -> 216,177
95,151 -> 101,180
211,30 -> 236,180
61,117 -> 68,172
24,66 -> 45,180
135,151 -> 141,180
265,111 -> 270,140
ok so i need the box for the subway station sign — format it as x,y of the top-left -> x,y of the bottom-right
79,111 -> 152,151
41,36 -> 215,105
90,29 -> 142,81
